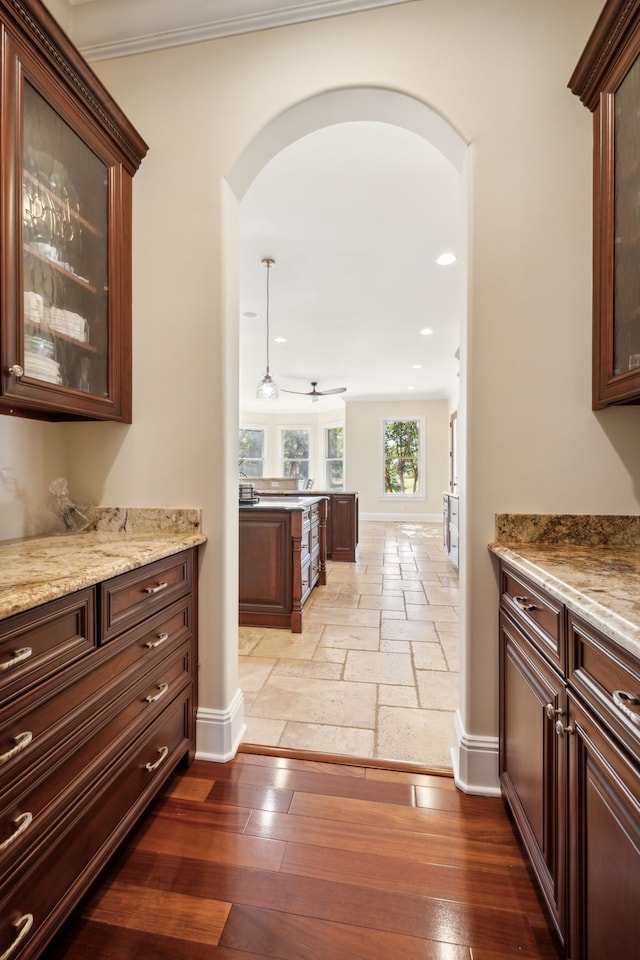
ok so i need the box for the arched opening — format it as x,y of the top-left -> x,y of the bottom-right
226,87 -> 468,767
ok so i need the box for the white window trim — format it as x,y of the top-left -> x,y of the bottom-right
279,425 -> 313,479
324,422 -> 345,490
239,424 -> 267,477
380,415 -> 426,500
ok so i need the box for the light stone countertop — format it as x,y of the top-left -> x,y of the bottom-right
0,508 -> 206,621
490,514 -> 640,661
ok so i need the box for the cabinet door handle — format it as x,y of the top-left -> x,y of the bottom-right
6,364 -> 24,378
0,647 -> 33,672
612,690 -> 640,725
0,914 -> 33,960
555,720 -> 574,737
145,745 -> 169,772
145,632 -> 169,649
513,595 -> 538,612
0,731 -> 33,766
143,581 -> 168,595
0,812 -> 33,853
145,682 -> 169,704
545,703 -> 563,720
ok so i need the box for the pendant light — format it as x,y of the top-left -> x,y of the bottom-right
256,257 -> 279,400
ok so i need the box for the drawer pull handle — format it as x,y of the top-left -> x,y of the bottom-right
555,720 -> 574,737
612,690 -> 640,724
145,632 -> 169,649
0,914 -> 33,960
145,745 -> 169,772
143,581 -> 168,595
545,703 -> 563,720
145,682 -> 169,704
0,731 -> 33,766
0,812 -> 33,853
513,595 -> 537,612
0,647 -> 33,672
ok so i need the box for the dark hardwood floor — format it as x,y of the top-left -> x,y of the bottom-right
46,752 -> 561,960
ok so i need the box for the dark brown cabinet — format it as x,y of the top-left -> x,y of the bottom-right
0,0 -> 147,422
239,497 -> 327,633
0,549 -> 198,960
256,490 -> 358,562
498,560 -> 640,959
570,0 -> 640,408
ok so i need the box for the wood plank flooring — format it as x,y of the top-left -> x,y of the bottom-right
46,753 -> 562,960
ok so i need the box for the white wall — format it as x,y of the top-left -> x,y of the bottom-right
5,0 -> 630,786
345,398 -> 448,518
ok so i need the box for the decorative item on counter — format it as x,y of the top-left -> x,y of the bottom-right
239,482 -> 260,505
37,477 -> 95,535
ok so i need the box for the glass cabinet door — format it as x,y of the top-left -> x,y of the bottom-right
21,80 -> 110,402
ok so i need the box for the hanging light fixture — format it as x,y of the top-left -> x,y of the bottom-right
256,257 -> 279,400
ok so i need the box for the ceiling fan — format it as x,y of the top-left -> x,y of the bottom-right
281,381 -> 347,402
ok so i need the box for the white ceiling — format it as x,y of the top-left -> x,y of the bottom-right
61,1 -> 463,416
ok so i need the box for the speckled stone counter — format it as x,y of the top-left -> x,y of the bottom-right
0,508 -> 206,621
490,514 -> 640,661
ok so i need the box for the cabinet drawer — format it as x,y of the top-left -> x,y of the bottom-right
310,521 -> 320,554
0,597 -> 191,787
0,637 -> 192,880
0,691 -> 190,960
100,550 -> 193,641
568,613 -> 640,756
0,589 -> 95,703
501,565 -> 564,671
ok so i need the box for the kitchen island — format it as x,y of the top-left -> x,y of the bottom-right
239,495 -> 327,633
489,514 -> 640,959
253,485 -> 358,562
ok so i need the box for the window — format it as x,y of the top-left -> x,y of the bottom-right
238,428 -> 264,478
383,418 -> 423,496
325,426 -> 344,490
281,428 -> 310,480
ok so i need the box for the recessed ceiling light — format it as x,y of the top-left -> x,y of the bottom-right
243,311 -> 259,320
274,337 -> 287,343
411,363 -> 422,369
420,328 -> 433,336
407,385 -> 415,391
436,252 -> 456,266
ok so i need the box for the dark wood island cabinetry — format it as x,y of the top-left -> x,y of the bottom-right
239,496 -> 327,633
254,488 -> 358,562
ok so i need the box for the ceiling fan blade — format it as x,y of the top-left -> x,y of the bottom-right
280,388 -> 309,396
317,387 -> 347,395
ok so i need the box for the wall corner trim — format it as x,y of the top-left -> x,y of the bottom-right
451,709 -> 500,796
195,689 -> 246,762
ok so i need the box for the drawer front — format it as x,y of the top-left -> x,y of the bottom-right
0,590 -> 95,703
501,565 -> 564,671
100,549 -> 193,641
301,557 -> 311,599
0,691 -> 191,960
449,497 -> 459,522
310,520 -> 320,555
568,613 -> 640,756
0,597 -> 191,787
0,637 -> 192,879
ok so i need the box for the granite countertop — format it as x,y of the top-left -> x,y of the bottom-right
0,508 -> 206,621
239,495 -> 327,511
489,514 -> 640,661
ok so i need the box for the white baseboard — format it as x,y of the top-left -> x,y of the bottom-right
360,512 -> 442,522
451,709 -> 501,796
195,688 -> 246,762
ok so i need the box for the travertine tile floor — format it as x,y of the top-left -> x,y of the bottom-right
239,519 -> 459,769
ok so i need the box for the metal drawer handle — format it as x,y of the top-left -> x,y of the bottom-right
0,647 -> 33,672
545,703 -> 563,720
145,682 -> 169,704
145,632 -> 169,650
612,690 -> 640,725
0,731 -> 33,766
0,914 -> 33,960
143,581 -> 168,595
513,595 -> 538,612
555,720 -> 574,737
145,745 -> 169,772
0,812 -> 33,853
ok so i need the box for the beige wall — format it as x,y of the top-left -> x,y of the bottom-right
345,399 -> 448,518
5,0 -> 633,784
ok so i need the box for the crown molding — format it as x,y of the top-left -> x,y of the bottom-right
73,0 -> 412,62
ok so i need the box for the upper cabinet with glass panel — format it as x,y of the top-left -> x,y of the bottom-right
570,0 -> 640,408
0,0 -> 147,421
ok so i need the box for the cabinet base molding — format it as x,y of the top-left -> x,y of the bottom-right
195,689 -> 246,762
451,710 -> 500,796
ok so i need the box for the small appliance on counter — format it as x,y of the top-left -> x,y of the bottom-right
239,482 -> 260,506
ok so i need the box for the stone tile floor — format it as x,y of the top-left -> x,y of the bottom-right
239,519 -> 459,768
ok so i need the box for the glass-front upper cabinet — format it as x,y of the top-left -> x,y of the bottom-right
570,0 -> 640,409
0,3 -> 147,421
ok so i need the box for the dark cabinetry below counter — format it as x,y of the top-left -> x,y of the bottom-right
257,490 -> 358,562
0,549 -> 198,960
239,497 -> 327,633
498,561 -> 640,959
